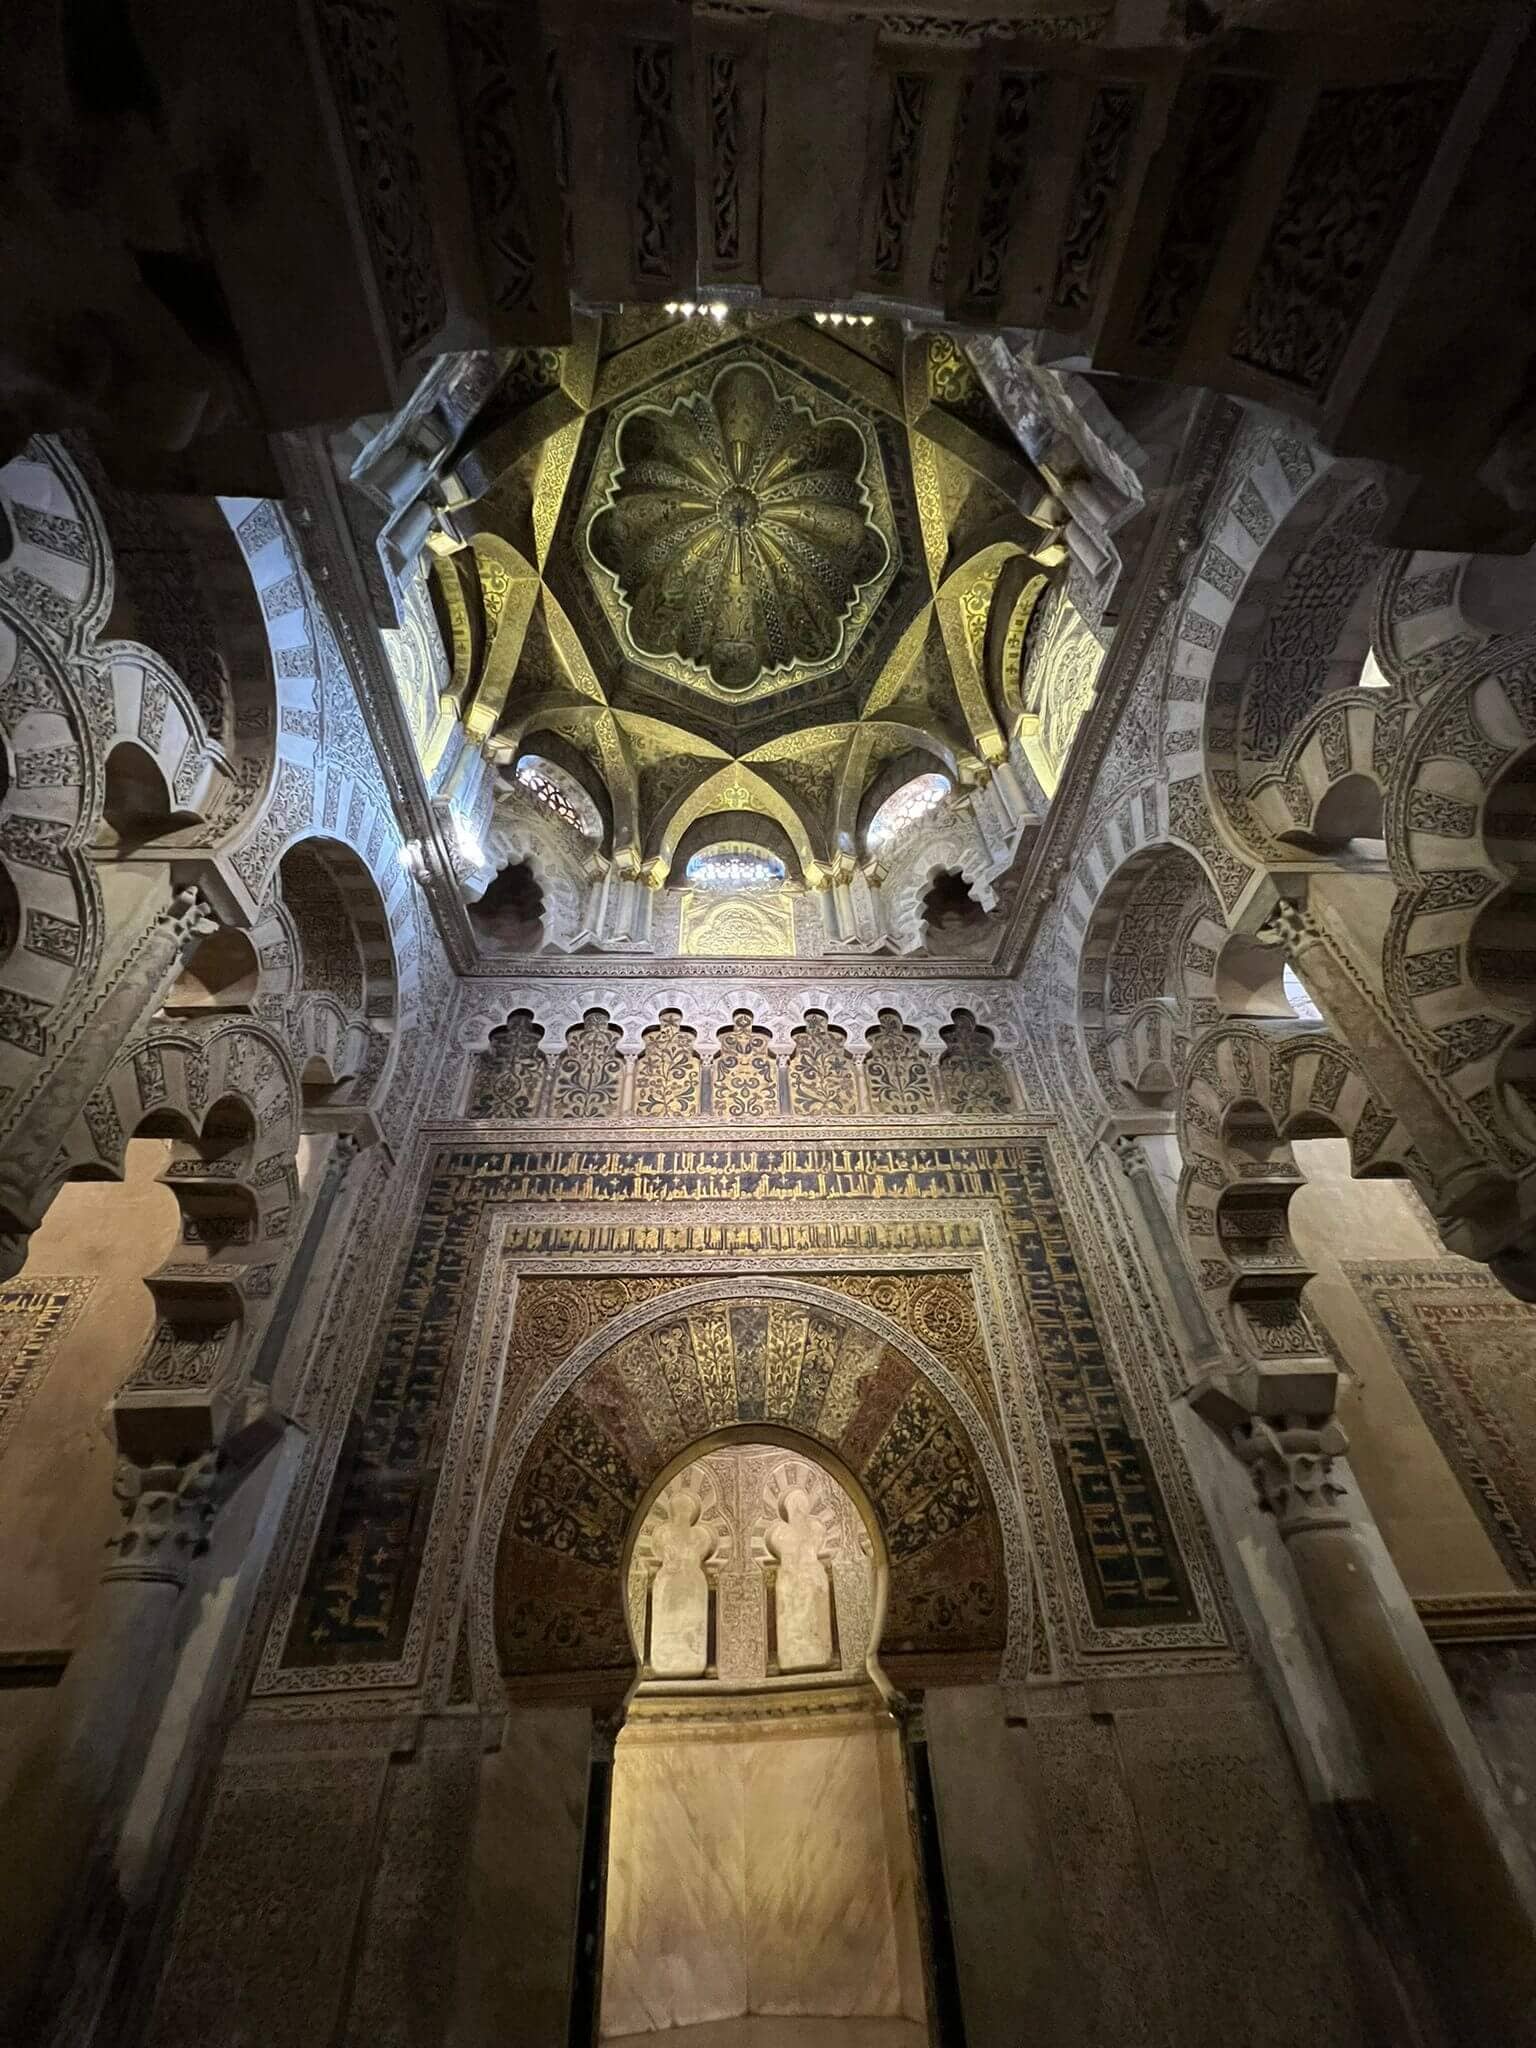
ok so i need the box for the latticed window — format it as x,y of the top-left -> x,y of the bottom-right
865,772 -> 951,857
684,844 -> 786,891
513,755 -> 602,842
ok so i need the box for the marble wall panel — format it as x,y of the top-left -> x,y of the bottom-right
1114,1697 -> 1364,2048
1027,1710 -> 1176,2048
143,1746 -> 388,2048
742,1721 -> 917,2020
603,1731 -> 752,2035
342,1730 -> 480,2048
449,1705 -> 591,2048
601,1711 -> 924,2039
927,1680 -> 1368,2048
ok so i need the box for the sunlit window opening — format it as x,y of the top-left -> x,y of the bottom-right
513,755 -> 602,842
865,772 -> 952,857
684,843 -> 787,891
1284,962 -> 1324,1022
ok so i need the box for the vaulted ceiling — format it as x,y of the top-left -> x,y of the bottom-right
429,310 -> 1060,880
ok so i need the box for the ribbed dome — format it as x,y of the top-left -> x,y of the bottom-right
588,360 -> 891,694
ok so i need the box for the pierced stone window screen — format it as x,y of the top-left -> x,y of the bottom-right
865,771 -> 951,857
513,754 -> 602,842
1284,963 -> 1323,1022
684,843 -> 787,891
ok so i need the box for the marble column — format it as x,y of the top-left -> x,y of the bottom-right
1103,1128 -> 1489,2041
0,1449 -> 224,2035
1222,1405 -> 1536,2044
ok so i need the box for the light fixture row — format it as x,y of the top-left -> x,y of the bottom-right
655,303 -> 879,326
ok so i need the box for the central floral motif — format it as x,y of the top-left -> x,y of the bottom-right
587,359 -> 894,695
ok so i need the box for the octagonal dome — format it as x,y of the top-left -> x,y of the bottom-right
583,351 -> 899,702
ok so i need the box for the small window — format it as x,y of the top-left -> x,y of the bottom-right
1284,964 -> 1323,1023
513,755 -> 602,842
684,844 -> 786,891
865,772 -> 951,858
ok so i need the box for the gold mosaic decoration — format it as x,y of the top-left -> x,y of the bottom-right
582,350 -> 900,702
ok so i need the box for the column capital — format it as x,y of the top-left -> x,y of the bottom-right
1231,1414 -> 1350,1538
105,1449 -> 227,1588
1259,897 -> 1325,955
160,884 -> 219,954
1111,1131 -> 1149,1180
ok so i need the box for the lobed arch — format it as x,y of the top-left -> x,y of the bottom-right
275,836 -> 400,1112
1176,1021 -> 1419,1361
1372,546 -> 1536,698
1158,421 -> 1386,912
32,1019 -> 304,1434
1073,840 -> 1224,1115
57,1016 -> 300,1226
172,834 -> 404,1114
881,823 -> 999,956
456,984 -> 1024,1064
1385,636 -> 1536,1173
472,1279 -> 1028,1704
474,806 -> 591,953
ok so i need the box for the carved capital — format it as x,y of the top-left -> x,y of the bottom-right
1111,1132 -> 1149,1181
1232,1415 -> 1350,1537
1259,898 -> 1324,957
161,885 -> 219,958
105,1449 -> 226,1587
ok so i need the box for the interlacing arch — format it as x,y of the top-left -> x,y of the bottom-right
1386,633 -> 1536,1174
45,1017 -> 302,1441
1176,1022 -> 1417,1365
1074,842 -> 1225,1113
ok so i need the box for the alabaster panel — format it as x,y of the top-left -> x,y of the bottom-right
602,1714 -> 922,2040
742,1722 -> 919,2021
605,2023 -> 928,2047
603,1735 -> 752,2036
